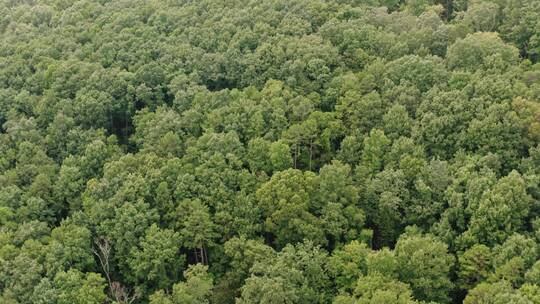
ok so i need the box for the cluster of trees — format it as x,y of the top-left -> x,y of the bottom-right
0,0 -> 539,303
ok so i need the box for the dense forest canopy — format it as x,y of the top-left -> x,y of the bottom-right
0,0 -> 540,303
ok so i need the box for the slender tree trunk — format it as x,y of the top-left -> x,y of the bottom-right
293,144 -> 297,168
124,110 -> 128,139
309,140 -> 313,171
200,246 -> 205,265
202,245 -> 208,265
196,244 -> 207,265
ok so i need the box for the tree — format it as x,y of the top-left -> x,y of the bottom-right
366,248 -> 399,279
53,269 -> 107,304
382,104 -> 412,140
129,224 -> 185,292
238,241 -> 331,304
175,199 -> 217,264
356,129 -> 391,180
384,55 -> 448,92
464,171 -> 532,246
487,234 -> 538,287
525,261 -> 540,286
131,107 -> 185,156
45,221 -> 95,276
498,0 -> 540,61
247,138 -> 272,173
492,234 -> 538,272
0,0 -> 538,302
269,140 -> 293,172
520,283 -> 540,304
328,241 -> 371,292
256,169 -> 324,247
458,244 -> 492,291
395,229 -> 454,303
337,273 -> 419,304
446,32 -> 520,72
100,199 -> 159,280
215,236 -> 275,302
171,264 -> 213,304
73,88 -> 114,130
463,281 -> 522,304
336,91 -> 385,134
404,0 -> 435,16
318,161 -> 364,244
462,0 -> 500,32
363,168 -> 409,247
0,253 -> 43,303
150,264 -> 213,304
154,181 -> 175,225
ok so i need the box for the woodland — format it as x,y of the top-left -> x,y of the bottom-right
1,0 -> 540,303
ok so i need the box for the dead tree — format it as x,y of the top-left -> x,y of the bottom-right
92,238 -> 139,304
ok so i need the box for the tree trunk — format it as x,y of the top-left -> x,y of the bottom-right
309,140 -> 313,171
293,144 -> 298,168
194,248 -> 199,263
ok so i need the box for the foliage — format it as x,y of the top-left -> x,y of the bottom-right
0,0 -> 539,303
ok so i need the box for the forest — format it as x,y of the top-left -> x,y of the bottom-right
0,0 -> 539,303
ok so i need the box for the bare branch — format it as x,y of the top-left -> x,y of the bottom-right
92,238 -> 139,304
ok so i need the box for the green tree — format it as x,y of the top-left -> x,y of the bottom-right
525,261 -> 540,286
53,269 -> 107,304
256,169 -> 324,247
356,129 -> 391,180
171,265 -> 213,304
464,171 -> 532,246
318,161 -> 364,243
149,264 -> 213,304
328,240 -> 371,292
238,241 -> 331,304
457,244 -> 492,291
269,140 -> 293,172
175,199 -> 217,264
447,32 -> 520,72
520,284 -> 540,304
215,236 -> 275,302
395,229 -> 454,303
337,273 -> 419,304
101,199 -> 159,279
129,224 -> 185,292
464,281 -> 523,304
247,138 -> 272,173
44,221 -> 95,276
462,0 -> 500,32
366,248 -> 399,279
